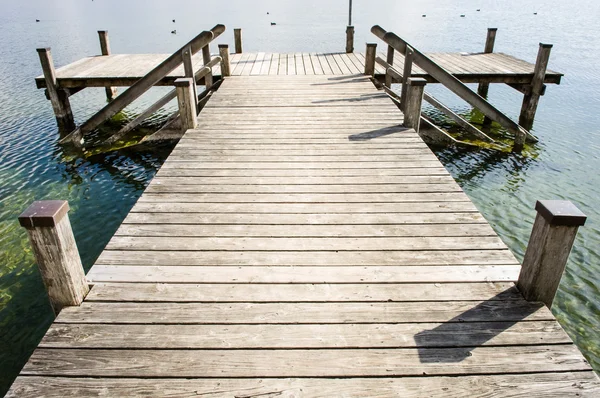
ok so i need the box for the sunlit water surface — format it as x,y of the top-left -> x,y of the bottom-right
0,0 -> 599,393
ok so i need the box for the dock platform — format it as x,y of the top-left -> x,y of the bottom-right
34,51 -> 563,88
9,74 -> 599,396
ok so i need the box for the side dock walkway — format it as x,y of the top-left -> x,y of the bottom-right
9,75 -> 599,396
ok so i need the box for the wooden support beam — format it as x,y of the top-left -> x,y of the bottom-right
18,201 -> 88,315
59,24 -> 224,145
517,200 -> 586,308
477,28 -> 497,98
36,48 -> 75,134
234,28 -> 243,54
202,44 -> 213,87
218,44 -> 231,76
174,78 -> 198,132
508,83 -> 546,96
182,45 -> 198,101
364,43 -> 377,76
519,43 -> 553,130
98,31 -> 118,101
385,44 -> 394,87
371,25 -> 536,144
400,46 -> 414,112
403,78 -> 426,134
346,26 -> 354,53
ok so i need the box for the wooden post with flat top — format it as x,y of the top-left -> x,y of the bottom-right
519,43 -> 553,130
346,26 -> 354,53
98,31 -> 118,101
517,200 -> 587,308
403,78 -> 427,134
477,28 -> 497,98
234,29 -> 243,54
364,43 -> 377,76
175,77 -> 198,131
218,44 -> 231,76
202,44 -> 213,87
18,201 -> 89,315
36,48 -> 76,134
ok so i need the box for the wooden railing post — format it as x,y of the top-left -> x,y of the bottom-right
346,26 -> 354,53
400,46 -> 414,111
234,28 -> 243,54
385,44 -> 395,87
364,43 -> 377,76
477,28 -> 497,98
519,43 -> 552,130
202,44 -> 213,87
403,78 -> 427,134
36,48 -> 76,134
175,77 -> 198,131
517,200 -> 586,308
98,31 -> 118,101
182,46 -> 198,101
218,44 -> 231,76
18,201 -> 89,315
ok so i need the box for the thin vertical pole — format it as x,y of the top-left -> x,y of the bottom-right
400,46 -> 414,112
182,46 -> 198,102
202,44 -> 213,87
477,28 -> 497,98
98,30 -> 118,101
348,0 -> 353,26
385,45 -> 395,87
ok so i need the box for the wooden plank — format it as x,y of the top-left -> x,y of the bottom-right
324,53 -> 342,74
259,53 -> 272,75
310,53 -> 324,74
9,373 -> 600,398
85,282 -> 521,302
295,53 -> 305,74
287,53 -> 296,75
149,174 -> 454,184
55,300 -> 549,324
87,265 -> 521,283
250,52 -> 265,75
120,212 -> 492,227
161,161 -> 446,169
303,53 -> 315,74
114,223 -> 497,238
155,167 -> 449,177
268,53 -> 279,75
21,345 -> 589,377
41,321 -> 570,349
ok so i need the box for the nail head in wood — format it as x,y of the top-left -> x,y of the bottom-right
535,200 -> 587,226
19,200 -> 70,229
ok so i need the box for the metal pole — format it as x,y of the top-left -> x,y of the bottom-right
348,0 -> 353,26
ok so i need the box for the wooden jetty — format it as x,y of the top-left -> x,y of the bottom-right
9,24 -> 599,396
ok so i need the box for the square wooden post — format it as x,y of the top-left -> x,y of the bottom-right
519,43 -> 553,130
98,31 -> 118,101
36,48 -> 76,133
400,46 -> 414,112
385,44 -> 395,87
477,28 -> 497,98
202,44 -> 213,87
218,44 -> 231,76
517,200 -> 587,308
181,46 -> 198,102
18,201 -> 89,315
364,43 -> 377,76
234,29 -> 243,54
175,77 -> 198,132
403,78 -> 427,134
346,26 -> 354,53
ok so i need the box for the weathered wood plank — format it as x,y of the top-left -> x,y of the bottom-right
87,265 -> 521,283
9,373 -> 600,398
55,300 -> 549,324
22,345 -> 589,377
85,282 -> 520,302
41,321 -> 569,349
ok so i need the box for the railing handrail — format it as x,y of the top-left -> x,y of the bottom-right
61,24 -> 225,145
371,25 -> 537,145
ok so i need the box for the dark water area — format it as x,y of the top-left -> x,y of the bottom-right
0,0 -> 599,394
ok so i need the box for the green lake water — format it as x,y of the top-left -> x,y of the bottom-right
0,0 -> 598,394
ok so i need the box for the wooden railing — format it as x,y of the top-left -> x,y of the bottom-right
370,25 -> 537,151
60,24 -> 226,146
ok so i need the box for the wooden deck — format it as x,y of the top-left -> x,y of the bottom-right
35,51 -> 563,88
10,75 -> 598,396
